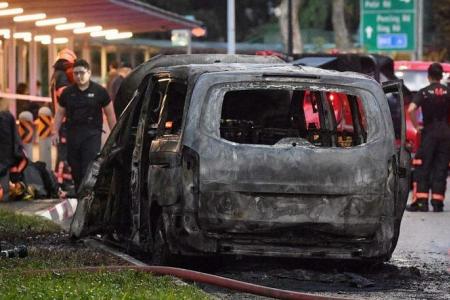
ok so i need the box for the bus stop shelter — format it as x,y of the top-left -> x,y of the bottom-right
0,0 -> 202,114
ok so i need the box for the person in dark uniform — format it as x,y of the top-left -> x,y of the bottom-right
52,59 -> 116,192
406,63 -> 450,212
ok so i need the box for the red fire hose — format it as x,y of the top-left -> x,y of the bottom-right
26,265 -> 347,300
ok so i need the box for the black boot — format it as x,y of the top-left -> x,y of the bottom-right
431,200 -> 444,212
406,200 -> 429,212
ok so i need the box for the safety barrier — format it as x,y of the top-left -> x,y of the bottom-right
35,107 -> 53,168
15,109 -> 54,172
18,111 -> 34,161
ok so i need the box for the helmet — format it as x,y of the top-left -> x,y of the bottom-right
56,48 -> 77,64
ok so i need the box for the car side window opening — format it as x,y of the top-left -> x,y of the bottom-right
138,78 -> 170,160
220,88 -> 367,147
156,81 -> 188,136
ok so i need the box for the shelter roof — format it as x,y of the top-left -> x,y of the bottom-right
0,0 -> 202,36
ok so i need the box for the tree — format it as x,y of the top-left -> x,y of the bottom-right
144,0 -> 276,43
277,0 -> 303,54
431,0 -> 450,60
332,0 -> 351,50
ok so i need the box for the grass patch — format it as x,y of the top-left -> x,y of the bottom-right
0,270 -> 210,300
0,246 -> 129,271
0,208 -> 60,240
0,209 -> 211,299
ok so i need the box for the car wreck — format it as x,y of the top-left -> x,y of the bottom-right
70,54 -> 411,265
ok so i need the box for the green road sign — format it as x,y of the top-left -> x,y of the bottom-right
361,0 -> 416,52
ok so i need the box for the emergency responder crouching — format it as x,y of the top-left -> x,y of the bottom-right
406,63 -> 450,212
52,59 -> 116,192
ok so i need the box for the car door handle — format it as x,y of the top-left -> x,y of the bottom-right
151,163 -> 170,168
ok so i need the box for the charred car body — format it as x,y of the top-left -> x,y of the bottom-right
71,55 -> 411,265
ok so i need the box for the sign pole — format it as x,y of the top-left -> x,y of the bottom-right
287,0 -> 293,57
417,0 -> 423,60
227,0 -> 236,54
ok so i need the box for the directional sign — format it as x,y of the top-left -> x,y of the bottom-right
361,0 -> 416,52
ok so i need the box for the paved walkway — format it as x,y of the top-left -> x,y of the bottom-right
0,199 -> 62,215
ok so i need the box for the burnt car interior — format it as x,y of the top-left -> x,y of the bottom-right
140,79 -> 187,192
220,89 -> 367,147
104,76 -> 188,239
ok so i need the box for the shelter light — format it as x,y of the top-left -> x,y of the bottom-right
13,32 -> 31,39
24,36 -> 31,42
53,37 -> 68,44
41,39 -> 51,45
36,17 -> 67,27
0,8 -> 23,16
105,32 -> 133,40
74,26 -> 102,34
56,22 -> 85,30
34,35 -> 51,42
14,13 -> 46,22
90,29 -> 118,37
0,2 -> 8,9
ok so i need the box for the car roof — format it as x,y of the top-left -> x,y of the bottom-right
395,61 -> 450,72
158,63 -> 373,83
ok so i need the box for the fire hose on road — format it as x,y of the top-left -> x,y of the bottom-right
26,265 -> 346,300
12,239 -> 347,299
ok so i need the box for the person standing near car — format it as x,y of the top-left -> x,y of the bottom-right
52,59 -> 116,192
406,63 -> 450,212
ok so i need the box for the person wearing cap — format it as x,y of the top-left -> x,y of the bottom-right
51,48 -> 77,112
52,59 -> 116,192
406,63 -> 450,212
50,48 -> 77,195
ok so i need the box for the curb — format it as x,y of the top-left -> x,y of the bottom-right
36,198 -> 78,222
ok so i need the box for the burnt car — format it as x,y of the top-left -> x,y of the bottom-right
71,54 -> 411,265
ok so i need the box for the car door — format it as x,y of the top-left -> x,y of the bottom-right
129,76 -> 171,247
147,80 -> 188,208
382,80 -> 411,245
